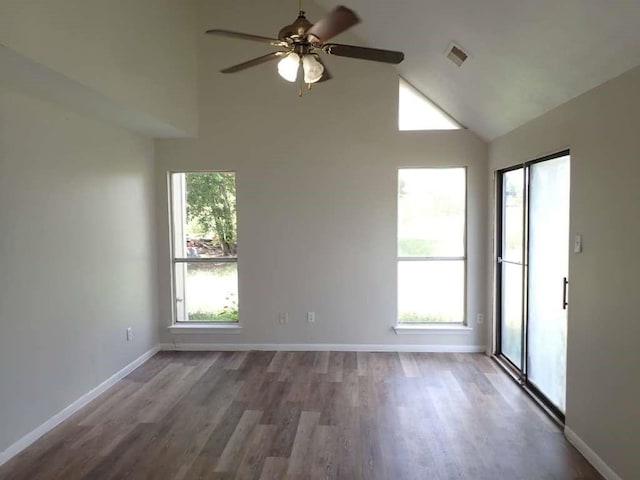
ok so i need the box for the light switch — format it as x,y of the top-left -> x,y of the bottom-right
574,234 -> 582,253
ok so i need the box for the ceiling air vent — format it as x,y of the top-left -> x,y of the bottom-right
445,42 -> 469,67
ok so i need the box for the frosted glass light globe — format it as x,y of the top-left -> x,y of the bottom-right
277,53 -> 300,82
302,55 -> 325,83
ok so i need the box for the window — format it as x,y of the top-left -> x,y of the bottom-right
170,172 -> 238,323
397,168 -> 466,323
398,77 -> 462,131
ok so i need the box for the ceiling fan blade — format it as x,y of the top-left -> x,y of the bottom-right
220,51 -> 288,74
306,6 -> 360,43
323,43 -> 404,64
206,29 -> 287,47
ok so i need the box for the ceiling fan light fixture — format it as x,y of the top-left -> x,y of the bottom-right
277,52 -> 300,82
207,5 -> 404,91
302,55 -> 325,83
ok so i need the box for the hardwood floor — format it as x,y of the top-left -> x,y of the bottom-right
0,351 -> 602,480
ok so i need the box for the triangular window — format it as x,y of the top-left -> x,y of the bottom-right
398,77 -> 461,131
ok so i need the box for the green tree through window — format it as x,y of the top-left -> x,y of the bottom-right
186,172 -> 237,256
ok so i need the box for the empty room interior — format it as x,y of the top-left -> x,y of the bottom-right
0,0 -> 638,478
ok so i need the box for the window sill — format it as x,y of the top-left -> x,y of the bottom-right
168,323 -> 242,335
393,324 -> 472,335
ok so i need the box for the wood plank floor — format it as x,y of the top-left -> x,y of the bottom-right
0,352 -> 603,480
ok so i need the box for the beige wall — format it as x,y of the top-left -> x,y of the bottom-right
1,0 -> 636,475
0,0 -> 199,136
0,86 -> 159,453
155,0 -> 489,349
489,66 -> 640,479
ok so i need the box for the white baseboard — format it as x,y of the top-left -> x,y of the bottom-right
160,343 -> 485,353
0,345 -> 160,468
564,427 -> 622,480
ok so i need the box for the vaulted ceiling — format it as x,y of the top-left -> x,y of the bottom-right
314,0 -> 640,140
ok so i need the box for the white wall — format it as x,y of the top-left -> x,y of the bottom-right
0,86 -> 159,453
0,0 -> 199,137
155,0 -> 488,349
489,66 -> 640,479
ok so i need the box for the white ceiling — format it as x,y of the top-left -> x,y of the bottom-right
314,0 -> 640,140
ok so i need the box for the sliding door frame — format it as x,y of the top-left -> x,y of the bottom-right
495,164 -> 528,376
494,149 -> 570,423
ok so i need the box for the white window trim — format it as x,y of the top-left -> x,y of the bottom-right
396,167 -> 468,326
169,171 -> 239,326
393,324 -> 472,335
168,323 -> 242,335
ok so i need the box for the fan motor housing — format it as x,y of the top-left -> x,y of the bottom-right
278,12 -> 313,40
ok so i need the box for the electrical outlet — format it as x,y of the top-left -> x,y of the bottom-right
476,314 -> 484,324
278,312 -> 288,325
126,327 -> 133,341
307,312 -> 315,324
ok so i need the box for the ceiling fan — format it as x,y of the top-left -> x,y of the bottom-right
206,2 -> 405,93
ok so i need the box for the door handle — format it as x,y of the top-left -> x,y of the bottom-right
562,277 -> 568,310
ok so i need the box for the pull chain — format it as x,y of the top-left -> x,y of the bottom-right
298,58 -> 303,97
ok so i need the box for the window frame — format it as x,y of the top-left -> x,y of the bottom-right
168,171 -> 239,326
396,166 -> 468,326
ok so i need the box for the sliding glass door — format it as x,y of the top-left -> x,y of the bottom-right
527,156 -> 570,412
499,168 -> 525,369
496,151 -> 570,417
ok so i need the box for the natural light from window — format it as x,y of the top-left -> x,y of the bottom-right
397,168 -> 466,323
398,77 -> 461,131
